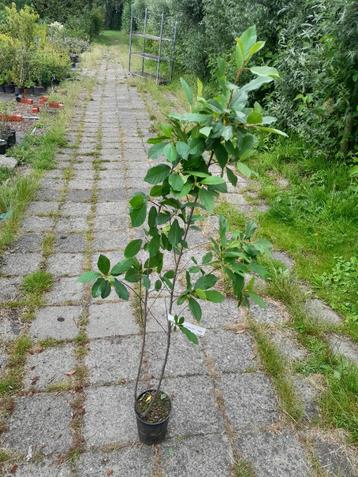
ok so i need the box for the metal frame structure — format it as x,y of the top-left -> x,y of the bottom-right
128,6 -> 177,84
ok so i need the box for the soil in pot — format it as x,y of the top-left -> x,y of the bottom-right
135,389 -> 171,445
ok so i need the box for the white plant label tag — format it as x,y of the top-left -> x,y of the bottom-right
168,314 -> 206,337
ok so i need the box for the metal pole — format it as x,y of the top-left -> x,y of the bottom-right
128,3 -> 134,73
141,8 -> 148,75
156,13 -> 164,84
169,21 -> 177,82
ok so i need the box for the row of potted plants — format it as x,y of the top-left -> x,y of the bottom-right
0,5 -> 88,94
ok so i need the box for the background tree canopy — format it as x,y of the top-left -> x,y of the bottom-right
122,0 -> 358,160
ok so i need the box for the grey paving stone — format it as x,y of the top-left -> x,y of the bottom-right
21,216 -> 54,233
94,214 -> 128,231
97,189 -> 125,202
1,252 -> 42,276
5,393 -> 72,455
161,434 -> 233,477
68,179 -> 95,191
35,188 -> 61,202
86,335 -> 142,385
0,155 -> 17,169
96,200 -> 128,216
0,308 -> 22,338
199,297 -> 245,329
12,233 -> 43,253
237,429 -> 311,477
39,179 -> 64,191
292,375 -> 321,421
222,372 -> 279,431
204,330 -> 258,373
267,328 -> 307,363
327,334 -> 358,365
226,193 -> 249,207
0,342 -> 7,374
272,250 -> 294,270
44,277 -> 83,305
56,216 -> 88,233
67,189 -> 92,202
93,230 -> 127,252
24,344 -> 76,390
76,447 -> 155,477
88,302 -> 139,338
313,435 -> 357,477
30,306 -> 81,340
0,277 -> 20,301
250,299 -> 289,325
4,459 -> 71,476
56,233 -> 86,253
164,375 -> 223,437
48,253 -> 84,276
146,330 -> 206,378
61,202 -> 92,217
305,298 -> 342,325
26,201 -> 60,216
73,170 -> 95,180
84,384 -> 137,446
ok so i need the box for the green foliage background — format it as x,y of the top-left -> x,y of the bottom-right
123,0 -> 357,160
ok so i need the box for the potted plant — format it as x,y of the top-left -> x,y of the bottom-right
80,26 -> 286,444
0,102 -> 16,149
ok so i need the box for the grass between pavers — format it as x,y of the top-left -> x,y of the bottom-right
249,321 -> 304,422
234,458 -> 256,477
216,200 -> 358,442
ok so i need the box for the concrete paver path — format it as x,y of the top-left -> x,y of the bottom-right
1,47 -> 357,477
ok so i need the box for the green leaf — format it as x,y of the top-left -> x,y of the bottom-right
130,192 -> 145,208
236,162 -> 254,178
124,239 -> 142,258
155,279 -> 162,291
164,143 -> 177,163
201,176 -> 226,185
195,273 -> 217,290
111,258 -> 134,276
240,25 -> 257,55
144,164 -> 171,184
247,110 -> 263,124
125,268 -> 141,283
79,271 -> 100,283
202,252 -> 213,265
205,290 -> 225,303
180,78 -> 193,105
197,78 -> 203,97
241,76 -> 273,94
235,39 -> 245,68
249,292 -> 266,308
199,188 -> 215,211
250,66 -> 280,79
226,167 -> 238,186
180,325 -> 199,344
169,173 -> 185,192
92,277 -> 105,298
169,112 -> 210,124
148,141 -> 168,159
257,126 -> 288,137
114,279 -> 129,300
97,255 -> 110,275
214,143 -> 228,168
222,125 -> 233,141
188,297 -> 202,322
101,280 -> 111,299
130,203 -> 147,227
176,141 -> 190,160
168,219 -> 183,246
200,126 -> 212,137
248,41 -> 265,57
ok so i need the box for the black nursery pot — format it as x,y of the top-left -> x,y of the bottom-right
7,130 -> 16,147
135,390 -> 171,445
34,86 -> 46,96
0,139 -> 8,155
4,84 -> 15,94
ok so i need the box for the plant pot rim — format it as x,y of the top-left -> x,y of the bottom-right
135,389 -> 171,425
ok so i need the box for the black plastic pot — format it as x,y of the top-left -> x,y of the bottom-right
15,87 -> 24,95
34,85 -> 46,96
135,390 -> 171,445
0,139 -> 8,155
4,84 -> 15,94
7,130 -> 16,147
